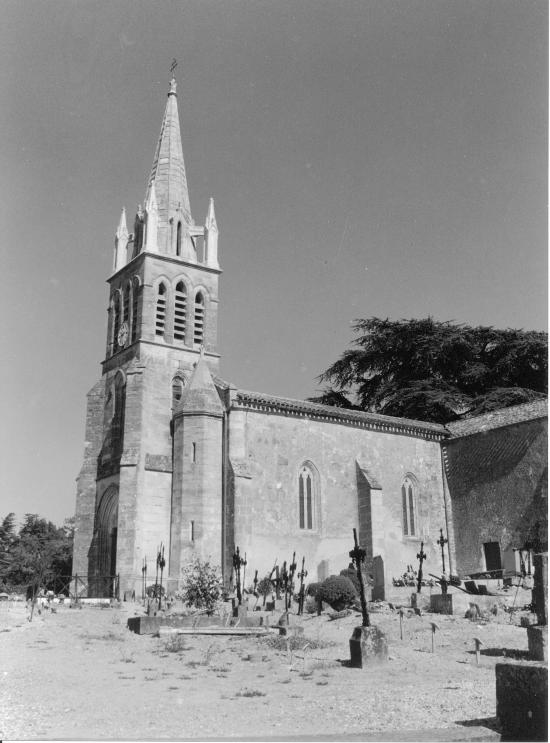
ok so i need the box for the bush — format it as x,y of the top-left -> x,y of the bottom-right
306,582 -> 321,598
339,568 -> 360,596
146,583 -> 165,599
318,575 -> 356,611
180,558 -> 223,614
256,576 -> 273,597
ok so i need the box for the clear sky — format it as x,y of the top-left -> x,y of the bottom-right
1,0 -> 547,527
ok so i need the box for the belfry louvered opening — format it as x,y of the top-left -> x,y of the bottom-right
174,281 -> 186,342
156,283 -> 167,336
193,292 -> 205,346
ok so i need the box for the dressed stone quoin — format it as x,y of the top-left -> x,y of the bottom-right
73,76 -> 547,599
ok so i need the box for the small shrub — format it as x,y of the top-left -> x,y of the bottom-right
306,582 -> 321,598
146,583 -> 165,599
256,576 -> 274,598
318,575 -> 356,611
179,558 -> 223,614
339,568 -> 360,596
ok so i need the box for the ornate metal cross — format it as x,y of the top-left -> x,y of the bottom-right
297,556 -> 308,615
437,528 -> 448,575
170,58 -> 178,77
349,528 -> 370,627
416,542 -> 427,593
141,556 -> 147,601
157,544 -> 166,610
232,547 -> 246,605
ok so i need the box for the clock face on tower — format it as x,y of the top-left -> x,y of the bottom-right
117,321 -> 129,348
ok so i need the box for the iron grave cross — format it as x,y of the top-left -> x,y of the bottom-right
349,528 -> 370,627
437,528 -> 448,575
416,541 -> 427,593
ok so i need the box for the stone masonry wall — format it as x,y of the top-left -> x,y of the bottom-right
444,417 -> 547,576
229,408 -> 447,589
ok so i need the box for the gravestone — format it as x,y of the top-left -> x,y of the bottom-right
526,552 -> 548,662
349,626 -> 388,667
371,556 -> 385,601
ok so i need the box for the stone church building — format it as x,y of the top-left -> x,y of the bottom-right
72,78 -> 547,598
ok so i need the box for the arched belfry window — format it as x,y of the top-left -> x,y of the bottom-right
112,292 -> 121,354
401,475 -> 418,537
298,462 -> 318,531
193,292 -> 205,346
176,222 -> 182,257
155,283 -> 167,337
131,277 -> 139,343
174,281 -> 186,342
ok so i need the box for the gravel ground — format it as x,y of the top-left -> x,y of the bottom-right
0,597 -> 533,741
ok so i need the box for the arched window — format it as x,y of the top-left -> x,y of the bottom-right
131,278 -> 139,343
193,292 -> 205,346
171,375 -> 186,408
176,221 -> 182,256
155,283 -> 167,337
174,281 -> 186,342
123,283 -> 130,324
112,292 -> 121,353
111,371 -> 126,459
298,463 -> 318,530
401,476 -> 418,537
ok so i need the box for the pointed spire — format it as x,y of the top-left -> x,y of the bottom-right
204,197 -> 219,268
116,207 -> 129,239
113,207 -> 129,272
178,352 -> 224,416
143,182 -> 159,252
145,76 -> 192,253
205,198 -> 218,232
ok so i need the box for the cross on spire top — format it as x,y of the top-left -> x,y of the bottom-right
170,58 -> 178,77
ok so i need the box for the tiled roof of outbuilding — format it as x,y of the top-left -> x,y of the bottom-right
445,399 -> 547,439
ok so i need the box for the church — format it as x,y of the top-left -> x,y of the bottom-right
72,77 -> 547,599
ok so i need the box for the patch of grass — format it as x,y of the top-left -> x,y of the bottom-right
279,678 -> 291,684
168,686 -> 179,691
82,631 -> 120,642
235,688 -> 267,698
144,675 -> 158,681
262,635 -> 335,652
178,675 -> 193,680
210,665 -> 231,673
316,680 -> 329,686
118,675 -> 135,680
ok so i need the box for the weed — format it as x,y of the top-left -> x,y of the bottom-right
235,688 -> 267,698
210,665 -> 230,673
118,675 -> 135,680
168,686 -> 179,691
144,676 -> 158,681
316,680 -> 329,686
279,678 -> 291,684
82,631 -> 119,642
163,635 -> 187,653
118,648 -> 135,663
178,675 -> 193,680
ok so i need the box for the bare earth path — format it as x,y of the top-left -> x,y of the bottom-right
0,600 -> 529,740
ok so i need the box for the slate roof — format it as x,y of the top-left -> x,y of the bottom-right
445,399 -> 547,440
232,388 -> 448,440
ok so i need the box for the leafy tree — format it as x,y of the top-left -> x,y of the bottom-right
0,514 -> 74,602
312,318 -> 547,423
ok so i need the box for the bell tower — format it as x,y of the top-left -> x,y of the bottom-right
73,76 -> 223,597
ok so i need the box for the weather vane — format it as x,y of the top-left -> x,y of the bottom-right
170,58 -> 178,77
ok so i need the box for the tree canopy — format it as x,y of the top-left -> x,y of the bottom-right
0,513 -> 74,595
311,318 -> 547,424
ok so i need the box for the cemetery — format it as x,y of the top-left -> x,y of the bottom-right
0,532 -> 546,741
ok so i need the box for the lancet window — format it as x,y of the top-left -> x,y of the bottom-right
174,281 -> 187,342
131,278 -> 139,343
176,221 -> 182,256
298,463 -> 317,530
401,475 -> 418,537
112,292 -> 121,354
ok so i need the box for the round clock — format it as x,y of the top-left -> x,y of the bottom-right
117,321 -> 129,348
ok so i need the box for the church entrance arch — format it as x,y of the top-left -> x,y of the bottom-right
96,485 -> 119,596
